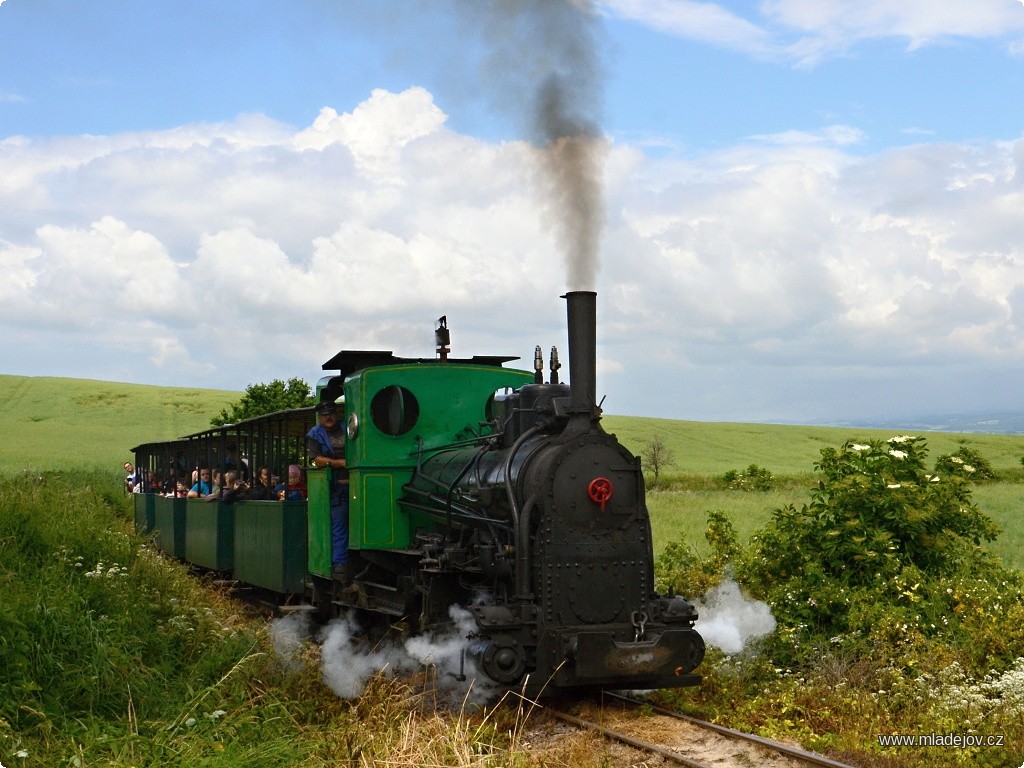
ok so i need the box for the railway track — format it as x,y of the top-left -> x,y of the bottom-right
544,691 -> 859,768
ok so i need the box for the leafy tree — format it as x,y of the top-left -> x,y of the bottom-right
210,378 -> 316,426
642,435 -> 676,488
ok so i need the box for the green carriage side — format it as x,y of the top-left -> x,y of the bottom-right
133,409 -> 315,593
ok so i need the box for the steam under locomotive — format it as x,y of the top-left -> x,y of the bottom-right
131,292 -> 705,695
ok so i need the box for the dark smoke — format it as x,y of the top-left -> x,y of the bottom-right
533,70 -> 606,291
344,0 -> 608,290
461,0 -> 607,290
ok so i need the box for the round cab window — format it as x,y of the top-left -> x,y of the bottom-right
370,385 -> 420,436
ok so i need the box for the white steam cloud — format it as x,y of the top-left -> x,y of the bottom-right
270,611 -> 313,672
694,579 -> 776,654
270,605 -> 499,707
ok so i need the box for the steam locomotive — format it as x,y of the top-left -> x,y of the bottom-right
131,292 -> 705,694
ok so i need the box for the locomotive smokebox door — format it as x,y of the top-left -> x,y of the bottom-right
549,446 -> 639,529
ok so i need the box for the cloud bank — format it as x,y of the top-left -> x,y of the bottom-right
3,87 -> 1024,422
601,0 -> 1024,64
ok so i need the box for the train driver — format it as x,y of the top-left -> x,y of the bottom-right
307,400 -> 350,581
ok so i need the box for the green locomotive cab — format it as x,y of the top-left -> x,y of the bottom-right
307,350 -> 534,578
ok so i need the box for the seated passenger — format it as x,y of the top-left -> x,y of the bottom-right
203,468 -> 223,501
249,466 -> 276,500
221,470 -> 250,504
187,467 -> 212,498
123,462 -> 138,493
274,465 -> 307,501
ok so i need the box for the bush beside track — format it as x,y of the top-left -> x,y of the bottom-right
653,436 -> 1024,768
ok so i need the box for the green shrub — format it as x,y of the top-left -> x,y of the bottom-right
937,446 -> 996,481
721,464 -> 775,491
654,436 -> 1024,767
655,511 -> 740,598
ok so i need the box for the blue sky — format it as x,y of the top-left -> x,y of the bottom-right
3,0 -> 1024,425
5,2 -> 1022,150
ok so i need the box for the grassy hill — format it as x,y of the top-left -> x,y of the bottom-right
602,414 -> 1024,570
0,375 -> 238,473
4,375 -> 1023,568
601,413 -> 1024,476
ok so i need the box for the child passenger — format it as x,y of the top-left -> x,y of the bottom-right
274,465 -> 307,501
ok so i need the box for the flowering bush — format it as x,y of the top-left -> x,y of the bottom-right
721,464 -> 774,491
936,446 -> 996,481
654,435 -> 1024,766
743,437 -> 998,593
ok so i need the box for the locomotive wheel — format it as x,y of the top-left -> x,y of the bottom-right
476,637 -> 528,685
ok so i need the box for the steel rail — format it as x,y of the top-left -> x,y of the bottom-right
546,708 -> 714,768
604,691 -> 859,768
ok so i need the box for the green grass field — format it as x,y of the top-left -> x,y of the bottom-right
3,375 -> 1022,569
602,413 -> 1024,570
0,375 -> 238,473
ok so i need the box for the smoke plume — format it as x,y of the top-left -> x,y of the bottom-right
343,1 -> 608,289
695,579 -> 777,654
421,0 -> 609,289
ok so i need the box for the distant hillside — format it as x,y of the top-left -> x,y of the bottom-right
0,375 -> 238,473
4,375 -> 1024,478
827,411 -> 1024,435
602,414 -> 1024,476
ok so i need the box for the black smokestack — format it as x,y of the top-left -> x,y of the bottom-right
564,290 -> 597,414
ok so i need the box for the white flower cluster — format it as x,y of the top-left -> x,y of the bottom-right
183,709 -> 228,728
83,561 -> 128,579
915,658 -> 1024,726
985,657 -> 1024,713
948,456 -> 976,473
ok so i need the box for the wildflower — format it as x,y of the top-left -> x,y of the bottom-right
964,465 -> 976,473
888,435 -> 915,443
889,450 -> 907,459
851,444 -> 870,451
887,483 -> 902,489
16,749 -> 29,758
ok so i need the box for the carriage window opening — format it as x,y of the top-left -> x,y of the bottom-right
370,385 -> 420,436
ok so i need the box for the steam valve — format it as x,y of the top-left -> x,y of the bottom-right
587,476 -> 613,512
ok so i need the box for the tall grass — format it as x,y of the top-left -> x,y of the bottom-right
0,470 -> 574,767
0,470 -> 346,766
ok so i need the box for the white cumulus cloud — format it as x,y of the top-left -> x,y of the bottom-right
4,86 -> 1024,421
